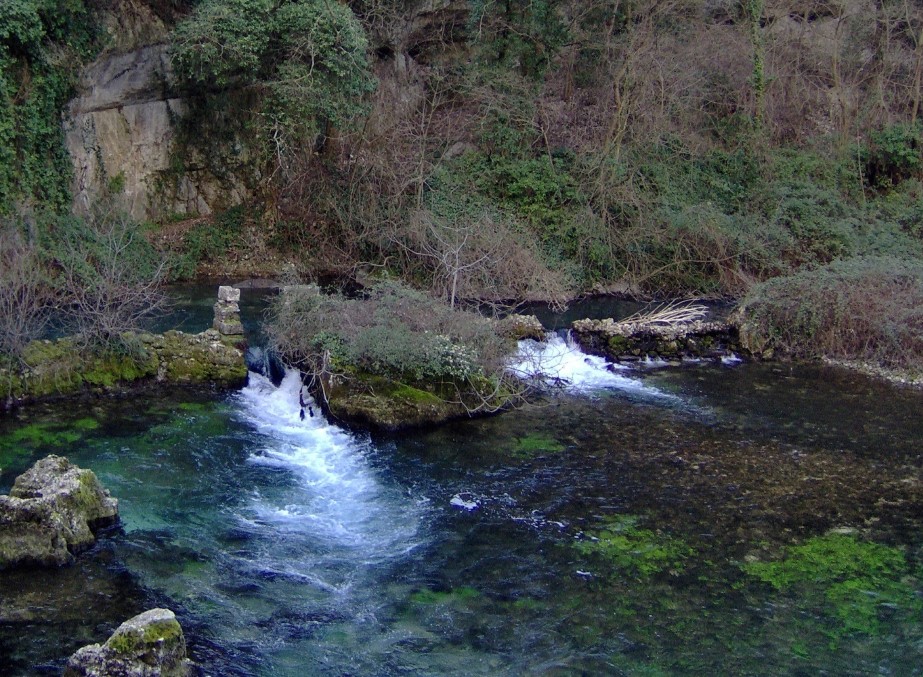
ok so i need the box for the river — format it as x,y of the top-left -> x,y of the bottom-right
1,290 -> 921,675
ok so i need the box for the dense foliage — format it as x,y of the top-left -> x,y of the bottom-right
171,0 -> 375,172
740,256 -> 923,368
3,0 -> 923,369
0,0 -> 99,213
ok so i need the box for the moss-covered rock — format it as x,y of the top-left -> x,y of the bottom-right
0,455 -> 118,569
319,372 -> 512,432
65,608 -> 193,676
572,317 -> 740,362
2,330 -> 246,408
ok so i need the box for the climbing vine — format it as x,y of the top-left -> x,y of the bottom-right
0,0 -> 100,213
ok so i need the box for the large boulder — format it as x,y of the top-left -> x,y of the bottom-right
0,456 -> 118,569
65,608 -> 194,677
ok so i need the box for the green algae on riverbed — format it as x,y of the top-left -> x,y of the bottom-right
512,434 -> 566,458
743,531 -> 922,638
574,514 -> 694,579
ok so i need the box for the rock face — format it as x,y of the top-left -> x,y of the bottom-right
0,456 -> 118,569
65,608 -> 193,677
571,318 -> 740,362
61,0 -> 469,222
64,1 -> 255,221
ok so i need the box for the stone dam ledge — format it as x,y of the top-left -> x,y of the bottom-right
570,317 -> 742,362
3,329 -> 248,407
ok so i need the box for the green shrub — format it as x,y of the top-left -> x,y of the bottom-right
171,0 -> 375,169
183,206 -> 247,263
739,256 -> 923,367
0,0 -> 100,212
768,183 -> 856,264
864,123 -> 923,189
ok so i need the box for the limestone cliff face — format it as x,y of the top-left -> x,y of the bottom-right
64,1 -> 254,220
65,44 -> 185,220
62,0 -> 468,221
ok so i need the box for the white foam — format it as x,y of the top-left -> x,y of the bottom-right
508,333 -> 676,401
235,370 -> 422,559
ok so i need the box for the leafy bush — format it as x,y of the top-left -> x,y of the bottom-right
863,123 -> 923,189
266,279 -> 511,385
171,0 -> 375,170
183,206 -> 247,264
767,183 -> 856,264
739,256 -> 923,368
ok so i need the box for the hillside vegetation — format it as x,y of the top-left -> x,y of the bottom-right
168,0 -> 923,300
2,0 -> 923,370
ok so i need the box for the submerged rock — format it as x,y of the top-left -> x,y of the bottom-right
65,608 -> 194,677
0,456 -> 118,569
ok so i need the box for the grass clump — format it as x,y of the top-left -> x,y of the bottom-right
738,256 -> 923,368
743,532 -> 921,637
575,515 -> 693,579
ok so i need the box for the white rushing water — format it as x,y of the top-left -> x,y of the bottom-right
508,333 -> 680,401
235,370 -> 423,571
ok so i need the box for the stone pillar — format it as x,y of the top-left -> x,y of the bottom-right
213,286 -> 244,336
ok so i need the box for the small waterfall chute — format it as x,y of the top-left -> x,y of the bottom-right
508,332 -> 678,402
234,369 -> 424,566
244,346 -> 287,386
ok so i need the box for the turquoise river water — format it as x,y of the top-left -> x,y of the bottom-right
0,292 -> 921,675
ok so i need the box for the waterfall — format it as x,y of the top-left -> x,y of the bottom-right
234,370 -> 423,570
508,332 -> 680,402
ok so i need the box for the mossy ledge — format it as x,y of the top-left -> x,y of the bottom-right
2,330 -> 247,408
316,372 -> 513,433
571,318 -> 741,363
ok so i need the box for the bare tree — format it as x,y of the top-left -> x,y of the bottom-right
0,226 -> 53,359
56,207 -> 170,352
